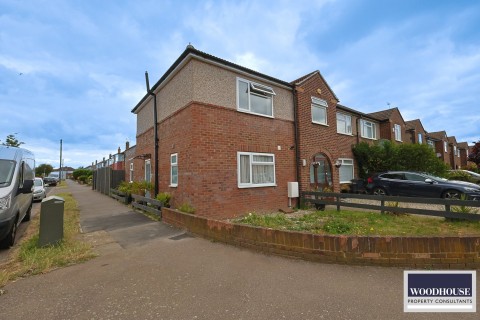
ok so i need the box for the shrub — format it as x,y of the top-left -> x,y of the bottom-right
78,175 -> 88,183
115,181 -> 153,196
447,171 -> 474,183
178,202 -> 195,214
156,192 -> 172,208
73,168 -> 92,180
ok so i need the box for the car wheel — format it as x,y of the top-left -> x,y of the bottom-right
0,216 -> 18,249
442,190 -> 462,200
372,187 -> 387,196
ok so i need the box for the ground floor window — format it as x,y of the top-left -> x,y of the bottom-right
238,152 -> 276,188
170,153 -> 178,187
129,163 -> 134,182
338,158 -> 354,183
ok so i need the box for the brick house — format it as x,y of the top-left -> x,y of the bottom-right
405,119 -> 427,144
131,45 -> 297,218
427,131 -> 451,168
458,142 -> 470,168
447,136 -> 460,169
368,107 -> 408,144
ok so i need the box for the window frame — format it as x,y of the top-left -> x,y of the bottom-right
336,112 -> 352,135
170,153 -> 178,187
444,141 -> 448,153
129,163 -> 134,182
394,124 -> 402,142
237,152 -> 276,188
360,119 -> 377,140
338,158 -> 354,183
236,77 -> 275,118
311,97 -> 328,126
417,133 -> 423,144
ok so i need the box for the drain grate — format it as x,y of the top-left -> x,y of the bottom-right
169,233 -> 194,241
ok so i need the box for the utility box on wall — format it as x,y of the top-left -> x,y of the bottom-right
287,182 -> 299,198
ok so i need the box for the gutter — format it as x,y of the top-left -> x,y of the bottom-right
145,71 -> 159,197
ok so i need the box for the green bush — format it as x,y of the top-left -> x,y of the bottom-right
178,202 -> 195,214
116,181 -> 153,196
156,192 -> 172,208
352,140 -> 448,178
78,175 -> 88,183
447,171 -> 474,183
73,168 -> 92,180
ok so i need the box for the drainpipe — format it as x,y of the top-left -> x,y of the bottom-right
292,87 -> 301,208
145,71 -> 159,197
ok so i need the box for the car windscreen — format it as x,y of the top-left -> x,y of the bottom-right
34,178 -> 43,187
0,159 -> 16,188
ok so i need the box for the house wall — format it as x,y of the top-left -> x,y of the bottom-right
377,110 -> 407,144
151,102 -> 296,218
124,145 -> 136,182
295,74 -> 341,192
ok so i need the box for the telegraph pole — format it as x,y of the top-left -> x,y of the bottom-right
59,139 -> 63,181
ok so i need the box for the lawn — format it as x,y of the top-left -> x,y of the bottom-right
233,209 -> 480,236
0,192 -> 96,288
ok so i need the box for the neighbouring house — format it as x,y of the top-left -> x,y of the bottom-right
367,107 -> 408,144
427,131 -> 451,168
405,119 -> 427,144
123,141 -> 136,182
457,142 -> 470,168
447,136 -> 460,169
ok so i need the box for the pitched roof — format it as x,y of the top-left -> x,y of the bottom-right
132,45 -> 293,113
291,70 -> 339,101
427,131 -> 447,141
336,104 -> 378,121
405,119 -> 426,132
447,136 -> 457,144
367,107 -> 404,122
458,142 -> 469,149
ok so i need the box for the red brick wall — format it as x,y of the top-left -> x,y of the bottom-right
295,75 -> 341,193
138,102 -> 297,219
163,208 -> 480,269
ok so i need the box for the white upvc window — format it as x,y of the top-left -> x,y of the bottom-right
145,159 -> 151,182
336,113 -> 352,135
417,133 -> 423,144
170,153 -> 178,187
237,78 -> 275,117
394,124 -> 402,142
453,146 -> 457,158
129,163 -> 134,182
444,141 -> 448,153
311,97 -> 328,125
360,119 -> 377,139
338,159 -> 354,183
458,149 -> 461,158
427,140 -> 435,149
237,152 -> 276,188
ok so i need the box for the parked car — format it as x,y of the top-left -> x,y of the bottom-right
0,146 -> 35,248
448,170 -> 480,184
33,177 -> 46,201
366,171 -> 480,200
43,176 -> 57,186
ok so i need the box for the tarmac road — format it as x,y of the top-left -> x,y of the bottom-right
0,181 -> 479,320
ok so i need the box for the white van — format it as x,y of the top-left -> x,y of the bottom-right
0,146 -> 35,248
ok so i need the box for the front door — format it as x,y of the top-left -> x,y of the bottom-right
310,153 -> 332,190
144,160 -> 151,198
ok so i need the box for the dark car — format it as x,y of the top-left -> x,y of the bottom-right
366,171 -> 480,200
43,176 -> 57,187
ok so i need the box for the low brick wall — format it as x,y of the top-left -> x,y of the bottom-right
162,208 -> 480,269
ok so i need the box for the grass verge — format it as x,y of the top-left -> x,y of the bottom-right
0,192 -> 96,288
234,209 -> 480,236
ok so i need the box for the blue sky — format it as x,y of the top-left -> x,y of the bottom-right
1,0 -> 479,168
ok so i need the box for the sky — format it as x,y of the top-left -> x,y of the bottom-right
1,0 -> 479,169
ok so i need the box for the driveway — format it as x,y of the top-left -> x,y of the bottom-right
0,181 -> 478,320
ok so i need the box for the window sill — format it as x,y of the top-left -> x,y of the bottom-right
237,108 -> 274,119
361,136 -> 377,140
312,121 -> 329,127
169,184 -> 178,188
337,132 -> 353,136
238,183 -> 277,189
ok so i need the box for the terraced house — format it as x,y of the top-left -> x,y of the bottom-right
130,46 -> 471,218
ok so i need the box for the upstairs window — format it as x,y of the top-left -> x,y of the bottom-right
311,97 -> 328,125
237,78 -> 275,117
394,124 -> 402,142
360,119 -> 377,139
444,141 -> 448,153
336,113 -> 352,135
417,133 -> 423,144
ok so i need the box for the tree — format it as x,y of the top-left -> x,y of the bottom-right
1,134 -> 24,147
467,140 -> 480,168
35,164 -> 54,177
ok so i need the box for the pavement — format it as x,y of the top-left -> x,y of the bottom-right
0,180 -> 479,319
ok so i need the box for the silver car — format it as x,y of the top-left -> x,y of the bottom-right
33,177 -> 46,201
